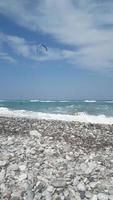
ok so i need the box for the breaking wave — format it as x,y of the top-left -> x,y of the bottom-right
0,107 -> 113,125
84,100 -> 96,103
30,100 -> 70,103
104,101 -> 113,103
30,100 -> 40,102
0,100 -> 5,102
30,100 -> 57,103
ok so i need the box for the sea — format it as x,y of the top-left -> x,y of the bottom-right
0,100 -> 113,124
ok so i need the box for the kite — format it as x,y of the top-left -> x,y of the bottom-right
36,44 -> 48,55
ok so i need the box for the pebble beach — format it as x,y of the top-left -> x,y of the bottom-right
0,117 -> 113,200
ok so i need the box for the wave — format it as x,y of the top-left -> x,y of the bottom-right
30,100 -> 40,102
40,100 -> 56,103
30,100 -> 71,103
30,100 -> 57,103
0,107 -> 113,124
0,100 -> 5,102
84,100 -> 96,103
59,101 -> 70,102
104,101 -> 113,104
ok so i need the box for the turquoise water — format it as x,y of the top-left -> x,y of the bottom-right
0,100 -> 113,124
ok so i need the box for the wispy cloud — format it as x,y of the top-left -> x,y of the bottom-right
0,33 -> 16,63
0,52 -> 15,63
0,0 -> 113,69
0,32 -> 77,63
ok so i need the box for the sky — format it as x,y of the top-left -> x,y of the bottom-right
0,0 -> 113,100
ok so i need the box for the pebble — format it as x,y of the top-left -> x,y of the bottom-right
18,173 -> 27,181
109,195 -> 113,200
8,163 -> 19,171
19,165 -> 26,171
0,169 -> 5,182
85,191 -> 92,199
52,179 -> 66,188
30,130 -> 41,138
0,117 -> 113,199
97,193 -> 108,200
90,195 -> 97,200
89,182 -> 98,189
77,182 -> 86,191
47,185 -> 55,193
44,191 -> 52,200
26,189 -> 34,200
0,161 -> 7,167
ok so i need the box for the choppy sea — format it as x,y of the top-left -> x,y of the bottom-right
0,100 -> 113,124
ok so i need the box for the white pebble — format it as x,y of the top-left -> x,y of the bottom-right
77,182 -> 86,191
19,173 -> 27,181
97,193 -> 108,200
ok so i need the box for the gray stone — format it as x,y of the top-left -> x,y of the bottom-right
73,177 -> 80,186
35,181 -> 46,192
53,195 -> 62,200
47,185 -> 55,193
109,195 -> 113,200
97,193 -> 108,200
88,161 -> 96,170
44,191 -> 52,200
85,191 -> 92,199
63,189 -> 69,198
77,182 -> 86,192
30,130 -> 41,138
79,191 -> 85,199
9,163 -> 19,171
19,165 -> 26,171
33,193 -> 42,200
90,195 -> 97,200
108,186 -> 113,195
26,189 -> 34,200
0,169 -> 5,182
0,183 -> 7,192
68,186 -> 79,200
75,192 -> 81,200
52,179 -> 66,188
19,173 -> 27,181
0,161 -> 7,167
89,182 -> 98,189
80,163 -> 87,172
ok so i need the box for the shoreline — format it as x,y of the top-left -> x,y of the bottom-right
0,113 -> 113,126
0,107 -> 113,125
0,117 -> 113,199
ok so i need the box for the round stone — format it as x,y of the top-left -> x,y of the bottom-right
97,193 -> 108,200
90,195 -> 97,200
19,165 -> 26,171
77,182 -> 86,192
52,179 -> 66,188
19,173 -> 27,182
47,185 -> 54,193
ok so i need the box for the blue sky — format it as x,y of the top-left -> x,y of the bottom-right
0,0 -> 113,100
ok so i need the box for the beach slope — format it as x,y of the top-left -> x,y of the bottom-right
0,117 -> 113,199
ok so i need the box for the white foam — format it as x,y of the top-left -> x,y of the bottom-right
39,100 -> 56,102
59,101 -> 70,102
105,101 -> 113,103
30,100 -> 57,103
0,107 -> 113,125
84,100 -> 96,103
30,100 -> 70,103
30,100 -> 40,102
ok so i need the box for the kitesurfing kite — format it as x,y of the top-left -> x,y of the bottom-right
36,44 -> 48,55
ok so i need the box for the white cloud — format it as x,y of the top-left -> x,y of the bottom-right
0,33 -> 16,63
0,0 -> 113,69
0,52 -> 15,63
0,32 -> 77,62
